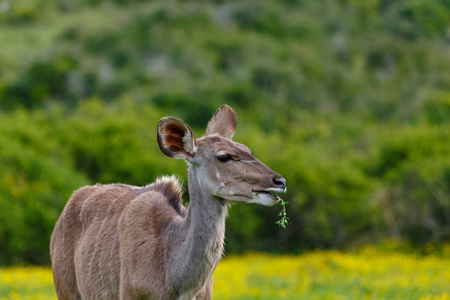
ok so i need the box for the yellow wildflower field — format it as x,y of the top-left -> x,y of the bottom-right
1,247 -> 449,300
214,247 -> 450,300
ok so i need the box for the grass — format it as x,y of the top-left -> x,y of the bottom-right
1,246 -> 449,300
0,266 -> 55,300
213,246 -> 450,300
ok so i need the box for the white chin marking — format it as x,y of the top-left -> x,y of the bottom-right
265,187 -> 287,193
250,192 -> 279,206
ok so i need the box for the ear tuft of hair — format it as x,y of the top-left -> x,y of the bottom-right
147,175 -> 186,217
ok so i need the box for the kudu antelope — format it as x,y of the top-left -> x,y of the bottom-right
50,105 -> 286,300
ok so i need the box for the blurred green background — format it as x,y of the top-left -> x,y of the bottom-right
0,0 -> 449,265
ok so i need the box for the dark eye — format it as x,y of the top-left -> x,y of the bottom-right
217,154 -> 232,163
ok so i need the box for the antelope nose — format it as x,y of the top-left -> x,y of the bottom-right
273,177 -> 286,190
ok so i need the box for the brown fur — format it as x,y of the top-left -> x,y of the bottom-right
51,178 -> 188,299
50,105 -> 286,300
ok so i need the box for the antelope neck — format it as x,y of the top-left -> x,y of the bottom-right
185,165 -> 228,237
168,165 -> 227,293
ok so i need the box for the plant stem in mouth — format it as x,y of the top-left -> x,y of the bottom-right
276,198 -> 289,228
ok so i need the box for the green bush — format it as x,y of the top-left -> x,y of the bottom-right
0,0 -> 449,265
0,109 -> 88,264
0,0 -> 48,24
369,124 -> 450,245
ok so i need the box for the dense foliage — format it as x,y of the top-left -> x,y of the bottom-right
0,0 -> 449,265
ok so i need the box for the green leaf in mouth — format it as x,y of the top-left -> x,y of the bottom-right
275,198 -> 289,228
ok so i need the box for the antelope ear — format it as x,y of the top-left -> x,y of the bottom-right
157,117 -> 196,159
205,105 -> 237,139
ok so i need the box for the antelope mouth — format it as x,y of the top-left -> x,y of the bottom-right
250,188 -> 286,206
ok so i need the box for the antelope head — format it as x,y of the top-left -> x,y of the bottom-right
157,105 -> 286,206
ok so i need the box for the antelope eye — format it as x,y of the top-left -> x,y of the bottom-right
217,154 -> 232,163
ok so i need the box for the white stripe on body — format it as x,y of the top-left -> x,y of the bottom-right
88,189 -> 130,280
